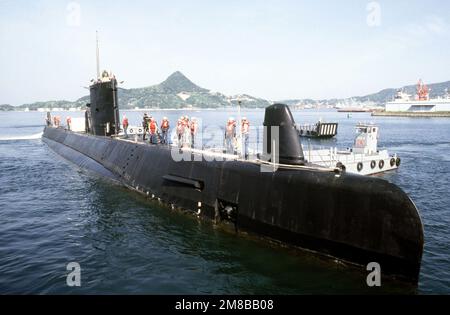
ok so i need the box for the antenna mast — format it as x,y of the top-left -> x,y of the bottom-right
96,31 -> 100,79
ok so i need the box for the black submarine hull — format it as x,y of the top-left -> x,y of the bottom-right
42,126 -> 424,282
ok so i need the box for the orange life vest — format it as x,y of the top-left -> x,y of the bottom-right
161,120 -> 169,130
149,121 -> 157,134
242,121 -> 249,134
190,122 -> 197,134
122,118 -> 129,127
177,121 -> 183,134
226,122 -> 235,136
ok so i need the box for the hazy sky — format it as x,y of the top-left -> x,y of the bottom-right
1,0 -> 449,105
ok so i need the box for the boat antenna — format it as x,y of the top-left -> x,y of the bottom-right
96,31 -> 100,79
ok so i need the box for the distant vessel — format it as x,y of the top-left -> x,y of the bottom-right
337,107 -> 371,113
385,79 -> 450,112
298,120 -> 338,139
335,98 -> 373,112
305,123 -> 399,175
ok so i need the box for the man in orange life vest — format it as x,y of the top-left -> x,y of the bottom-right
176,118 -> 184,147
160,117 -> 170,144
148,117 -> 158,144
54,116 -> 61,127
147,115 -> 153,141
241,117 -> 250,159
66,116 -> 72,131
225,117 -> 236,154
122,115 -> 129,138
181,116 -> 191,148
190,118 -> 198,148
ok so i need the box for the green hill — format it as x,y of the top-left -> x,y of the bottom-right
3,74 -> 450,111
282,80 -> 450,106
116,71 -> 269,109
0,104 -> 15,111
3,71 -> 270,111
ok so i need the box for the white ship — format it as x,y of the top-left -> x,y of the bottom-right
305,123 -> 400,176
385,79 -> 450,112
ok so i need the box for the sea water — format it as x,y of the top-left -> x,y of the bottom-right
0,110 -> 449,294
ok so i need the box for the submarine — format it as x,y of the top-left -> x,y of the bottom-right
42,70 -> 424,283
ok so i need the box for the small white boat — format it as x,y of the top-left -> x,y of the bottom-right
298,120 -> 338,139
305,123 -> 400,175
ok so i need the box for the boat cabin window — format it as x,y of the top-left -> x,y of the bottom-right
357,127 -> 368,134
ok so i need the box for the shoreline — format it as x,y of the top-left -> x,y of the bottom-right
0,107 -> 269,113
372,111 -> 450,117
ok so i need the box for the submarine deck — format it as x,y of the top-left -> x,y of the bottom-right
114,134 -> 339,174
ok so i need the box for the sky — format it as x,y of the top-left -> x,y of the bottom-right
0,0 -> 449,105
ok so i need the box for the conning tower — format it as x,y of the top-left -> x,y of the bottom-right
262,103 -> 305,165
86,32 -> 120,136
87,71 -> 120,136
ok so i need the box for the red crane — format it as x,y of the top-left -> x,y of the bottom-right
416,79 -> 429,101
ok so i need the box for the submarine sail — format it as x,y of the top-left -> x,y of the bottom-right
262,103 -> 305,165
88,73 -> 120,136
86,33 -> 120,136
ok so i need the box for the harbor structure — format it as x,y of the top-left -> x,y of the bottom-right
385,80 -> 450,112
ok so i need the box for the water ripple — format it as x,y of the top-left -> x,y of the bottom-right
1,111 -> 449,294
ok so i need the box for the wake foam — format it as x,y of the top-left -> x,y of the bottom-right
0,132 -> 43,141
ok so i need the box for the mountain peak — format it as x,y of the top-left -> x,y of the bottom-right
168,71 -> 188,80
159,71 -> 208,93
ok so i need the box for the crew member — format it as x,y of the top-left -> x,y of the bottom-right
122,115 -> 129,138
85,109 -> 91,133
160,117 -> 170,144
181,116 -> 191,148
45,112 -> 52,127
142,113 -> 149,140
66,116 -> 72,131
54,116 -> 61,127
176,118 -> 184,147
148,117 -> 158,144
225,117 -> 236,154
241,117 -> 250,159
190,118 -> 198,148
